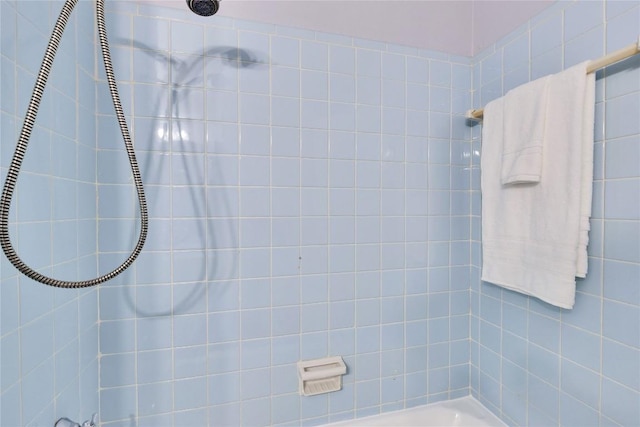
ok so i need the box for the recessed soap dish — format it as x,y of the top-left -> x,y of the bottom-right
297,356 -> 347,396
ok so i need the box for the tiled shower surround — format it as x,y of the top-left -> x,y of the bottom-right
471,2 -> 640,426
94,2 -> 473,425
1,1 -> 100,426
0,0 -> 638,426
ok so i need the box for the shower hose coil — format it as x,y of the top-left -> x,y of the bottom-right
0,0 -> 148,288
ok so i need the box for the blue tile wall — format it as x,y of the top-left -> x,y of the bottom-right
0,1 -> 100,426
6,1 -> 636,426
471,1 -> 640,426
95,2 -> 472,426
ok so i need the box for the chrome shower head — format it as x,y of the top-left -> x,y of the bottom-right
186,0 -> 220,16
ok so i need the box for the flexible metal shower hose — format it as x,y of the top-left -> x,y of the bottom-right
0,0 -> 148,288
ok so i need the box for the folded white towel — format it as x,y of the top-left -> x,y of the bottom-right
501,75 -> 551,184
481,61 -> 595,309
544,63 -> 595,278
576,73 -> 596,277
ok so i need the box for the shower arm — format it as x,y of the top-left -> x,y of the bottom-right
0,0 -> 148,288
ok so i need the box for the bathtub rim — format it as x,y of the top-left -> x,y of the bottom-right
322,395 -> 507,427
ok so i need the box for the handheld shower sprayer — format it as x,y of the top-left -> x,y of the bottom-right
186,0 -> 220,16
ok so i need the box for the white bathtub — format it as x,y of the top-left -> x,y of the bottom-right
325,396 -> 507,427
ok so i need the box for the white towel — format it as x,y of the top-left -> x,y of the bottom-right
481,62 -> 595,309
501,75 -> 551,184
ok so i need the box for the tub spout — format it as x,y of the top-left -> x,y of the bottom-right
54,413 -> 97,427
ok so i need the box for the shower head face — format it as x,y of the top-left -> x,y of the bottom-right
186,0 -> 220,16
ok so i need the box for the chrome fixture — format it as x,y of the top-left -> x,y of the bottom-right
54,413 -> 98,427
186,0 -> 220,16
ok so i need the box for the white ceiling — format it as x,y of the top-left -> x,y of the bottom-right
141,0 -> 554,56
